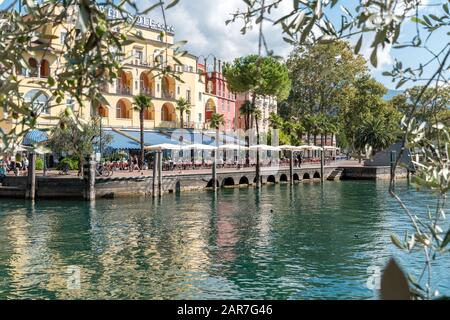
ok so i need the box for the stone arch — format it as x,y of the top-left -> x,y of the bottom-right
116,98 -> 132,119
303,173 -> 311,180
205,98 -> 216,122
206,179 -> 219,188
267,175 -> 276,184
313,172 -> 321,179
161,75 -> 176,99
144,104 -> 155,121
98,105 -> 109,118
239,176 -> 249,185
140,71 -> 155,96
293,173 -> 300,181
161,102 -> 176,122
119,70 -> 133,95
222,177 -> 235,187
280,174 -> 288,183
40,59 -> 50,78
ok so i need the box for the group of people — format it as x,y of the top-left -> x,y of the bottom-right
0,156 -> 29,177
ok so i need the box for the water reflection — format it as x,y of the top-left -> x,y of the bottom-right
0,181 -> 448,299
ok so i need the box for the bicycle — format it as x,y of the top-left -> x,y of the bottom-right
96,164 -> 113,178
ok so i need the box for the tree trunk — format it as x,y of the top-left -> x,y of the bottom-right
140,109 -> 145,169
180,111 -> 184,129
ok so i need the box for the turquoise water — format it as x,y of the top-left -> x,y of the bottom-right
0,181 -> 448,299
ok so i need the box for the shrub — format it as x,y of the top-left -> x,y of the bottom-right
57,157 -> 79,171
35,157 -> 44,170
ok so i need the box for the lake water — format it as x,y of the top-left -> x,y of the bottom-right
0,181 -> 448,299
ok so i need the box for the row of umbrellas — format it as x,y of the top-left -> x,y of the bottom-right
145,144 -> 340,152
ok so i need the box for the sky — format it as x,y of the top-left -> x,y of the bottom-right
1,0 -> 447,90
138,0 -> 447,90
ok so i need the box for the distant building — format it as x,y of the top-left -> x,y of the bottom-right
198,59 -> 236,131
235,93 -> 277,133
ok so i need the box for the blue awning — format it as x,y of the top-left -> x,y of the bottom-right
22,130 -> 49,146
105,130 -> 141,150
123,130 -> 179,146
104,129 -> 180,151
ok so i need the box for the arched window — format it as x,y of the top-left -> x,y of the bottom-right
24,89 -> 50,114
98,106 -> 108,118
40,59 -> 50,78
28,58 -> 38,77
116,99 -> 131,119
144,106 -> 154,121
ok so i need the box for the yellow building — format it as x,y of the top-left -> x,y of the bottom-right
1,6 -> 219,143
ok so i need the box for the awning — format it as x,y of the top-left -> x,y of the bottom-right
22,130 -> 49,146
145,144 -> 183,151
218,144 -> 248,151
105,130 -> 141,150
105,129 -> 180,151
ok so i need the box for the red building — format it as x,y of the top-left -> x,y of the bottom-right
198,59 -> 236,131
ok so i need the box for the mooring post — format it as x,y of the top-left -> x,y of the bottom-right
152,152 -> 157,198
390,150 -> 397,188
255,148 -> 261,189
26,152 -> 36,200
320,149 -> 325,183
212,149 -> 217,191
84,154 -> 96,201
158,150 -> 162,197
289,150 -> 294,185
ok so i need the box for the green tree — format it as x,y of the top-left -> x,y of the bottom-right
176,97 -> 191,129
286,41 -> 367,146
133,94 -> 152,169
48,110 -> 112,176
355,116 -> 397,159
224,55 -> 291,186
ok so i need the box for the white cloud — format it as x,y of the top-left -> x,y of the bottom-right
136,0 -> 293,62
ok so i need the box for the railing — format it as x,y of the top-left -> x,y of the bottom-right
99,83 -> 109,93
162,91 -> 175,100
116,83 -> 132,95
139,86 -> 153,96
158,121 -> 179,129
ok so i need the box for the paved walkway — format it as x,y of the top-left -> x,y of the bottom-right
7,160 -> 361,179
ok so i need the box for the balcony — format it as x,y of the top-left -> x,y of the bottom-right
159,121 -> 179,129
99,83 -> 109,94
140,87 -> 153,96
162,91 -> 175,100
116,83 -> 132,96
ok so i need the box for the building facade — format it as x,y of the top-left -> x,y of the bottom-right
0,6 -> 224,140
235,93 -> 277,134
198,60 -> 237,131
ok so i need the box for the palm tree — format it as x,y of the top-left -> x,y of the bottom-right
176,97 -> 191,129
133,94 -> 152,169
209,113 -> 225,147
355,117 -> 395,160
253,108 -> 263,188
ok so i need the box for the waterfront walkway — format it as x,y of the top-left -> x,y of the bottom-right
24,160 -> 361,179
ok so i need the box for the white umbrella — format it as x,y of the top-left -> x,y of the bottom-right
249,145 -> 281,152
279,145 -> 300,151
181,144 -> 217,151
323,146 -> 339,150
145,143 -> 182,151
218,144 -> 248,151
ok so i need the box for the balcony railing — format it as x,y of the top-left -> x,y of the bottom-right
116,83 -> 132,95
140,87 -> 153,96
162,91 -> 175,100
159,121 -> 179,129
99,83 -> 109,93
